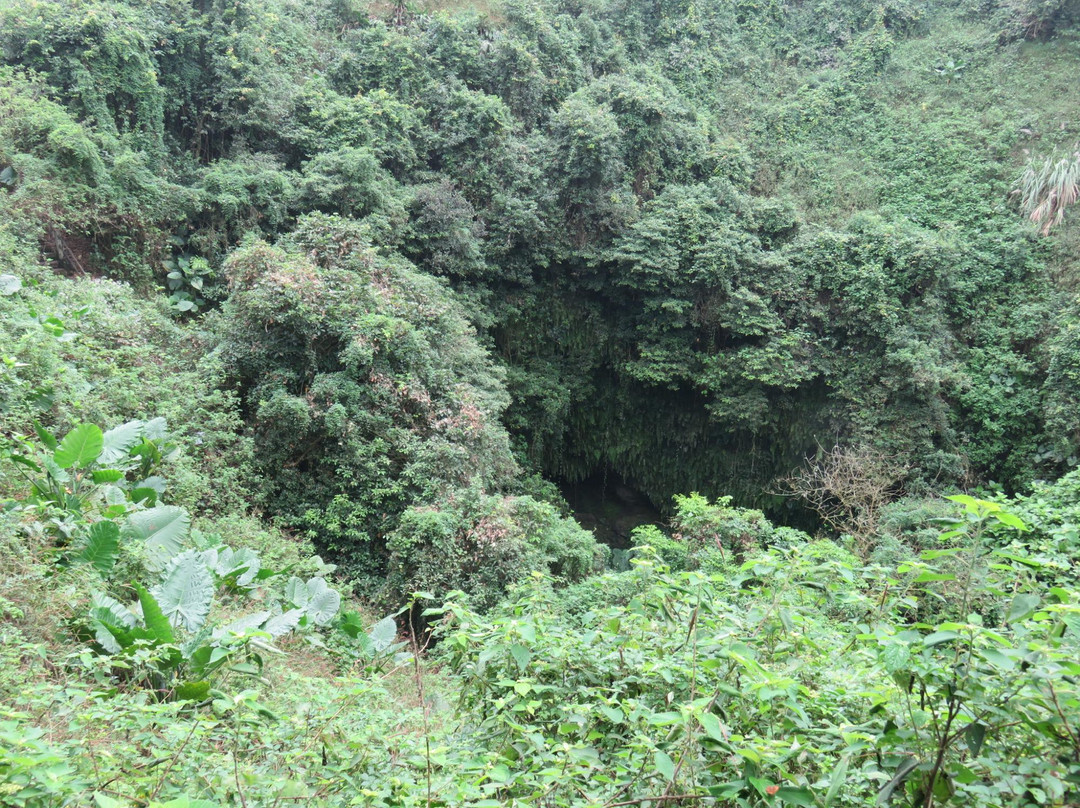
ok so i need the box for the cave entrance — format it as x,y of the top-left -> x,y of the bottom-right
557,470 -> 662,557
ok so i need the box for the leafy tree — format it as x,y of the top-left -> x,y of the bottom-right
215,215 -> 519,585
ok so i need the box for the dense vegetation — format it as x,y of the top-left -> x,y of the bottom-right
1,0 -> 1079,805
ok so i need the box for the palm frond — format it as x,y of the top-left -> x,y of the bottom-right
1015,146 -> 1080,235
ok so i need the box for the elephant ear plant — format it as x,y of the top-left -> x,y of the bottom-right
6,418 -> 178,570
79,514 -> 346,703
6,420 -> 347,703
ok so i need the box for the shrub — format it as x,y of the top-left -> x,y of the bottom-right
632,492 -> 806,571
213,215 -> 522,589
385,492 -> 604,609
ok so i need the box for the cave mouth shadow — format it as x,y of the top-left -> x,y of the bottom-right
556,469 -> 663,551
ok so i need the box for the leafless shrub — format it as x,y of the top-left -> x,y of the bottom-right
780,443 -> 910,555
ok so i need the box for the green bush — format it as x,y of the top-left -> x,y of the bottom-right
633,493 -> 810,572
213,215 -> 522,589
385,492 -> 604,609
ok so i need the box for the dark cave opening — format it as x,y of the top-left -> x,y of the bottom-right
557,468 -> 663,551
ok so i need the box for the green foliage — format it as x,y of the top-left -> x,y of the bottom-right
2,3 -> 1080,804
4,418 -> 343,708
992,0 -> 1078,41
331,612 -> 406,669
385,491 -> 604,608
1,0 -> 1077,513
418,496 -> 1079,808
0,719 -> 87,807
0,271 -> 256,517
284,576 -> 342,627
3,419 -> 181,571
632,492 -> 805,571
214,215 -> 527,585
431,548 -> 869,806
299,147 -> 407,234
164,255 -> 216,315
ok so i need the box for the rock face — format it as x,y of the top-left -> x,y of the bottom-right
560,472 -> 662,550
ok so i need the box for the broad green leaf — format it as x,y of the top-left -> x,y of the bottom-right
138,476 -> 168,495
54,423 -> 104,468
89,593 -> 137,653
1006,593 -> 1040,623
992,550 -> 1043,568
647,711 -> 683,726
33,421 -> 57,451
173,681 -> 210,702
921,547 -> 964,560
153,550 -> 214,631
877,757 -> 918,805
509,643 -> 532,671
8,453 -> 39,472
953,764 -> 978,785
881,642 -> 910,673
264,609 -> 305,637
923,630 -> 960,647
980,648 -> 1017,671
100,420 -> 144,464
964,722 -> 987,755
91,468 -> 124,484
823,755 -> 849,808
369,616 -> 397,652
284,576 -> 309,609
992,510 -> 1026,531
104,485 -> 127,506
213,611 -> 272,640
912,572 -> 955,584
749,776 -> 772,797
211,547 -> 261,587
946,494 -> 983,508
75,520 -> 120,574
336,610 -> 364,639
932,772 -> 955,800
600,705 -> 624,724
698,711 -> 726,742
134,584 -> 175,644
141,417 -> 168,441
129,487 -> 159,506
779,608 -> 795,631
776,787 -> 815,806
302,578 -> 340,625
123,506 -> 190,571
654,750 -> 675,781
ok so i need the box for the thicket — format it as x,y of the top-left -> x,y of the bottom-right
2,0 -> 1080,805
1,0 -> 1078,526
